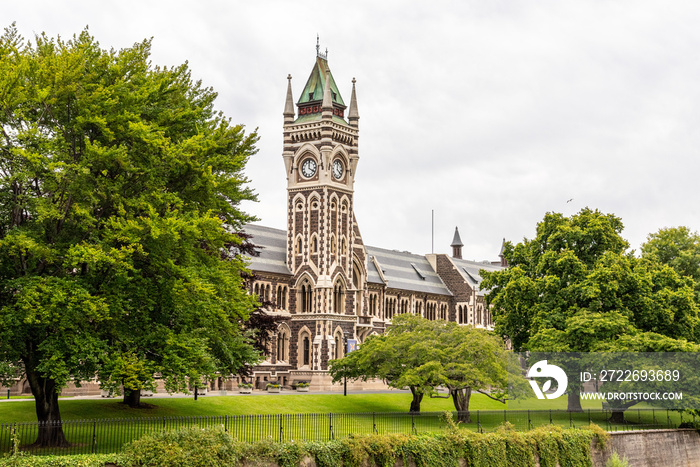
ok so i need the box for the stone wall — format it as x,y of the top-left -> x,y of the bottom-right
592,429 -> 700,467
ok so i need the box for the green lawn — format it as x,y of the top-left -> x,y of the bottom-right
0,392 -> 482,423
0,391 -> 611,424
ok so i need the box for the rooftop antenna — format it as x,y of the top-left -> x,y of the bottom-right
431,210 -> 434,254
316,34 -> 328,60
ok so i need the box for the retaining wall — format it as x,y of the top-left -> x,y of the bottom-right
592,429 -> 700,467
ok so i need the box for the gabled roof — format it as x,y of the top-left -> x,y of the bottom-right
297,56 -> 346,107
447,256 -> 503,296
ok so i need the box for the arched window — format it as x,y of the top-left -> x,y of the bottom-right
311,235 -> 318,254
334,331 -> 343,360
295,237 -> 303,255
333,281 -> 345,314
277,326 -> 290,363
303,335 -> 310,366
300,281 -> 313,313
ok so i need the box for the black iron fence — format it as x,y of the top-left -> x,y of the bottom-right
0,408 -> 692,456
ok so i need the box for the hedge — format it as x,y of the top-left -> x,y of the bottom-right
0,420 -> 608,467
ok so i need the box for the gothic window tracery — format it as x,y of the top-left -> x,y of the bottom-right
277,325 -> 290,363
299,280 -> 313,313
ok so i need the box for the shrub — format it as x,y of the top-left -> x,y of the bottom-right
606,452 -> 630,467
0,454 -> 121,466
120,427 -> 242,467
0,423 -> 606,467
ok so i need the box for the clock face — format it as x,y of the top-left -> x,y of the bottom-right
301,158 -> 317,178
332,159 -> 344,180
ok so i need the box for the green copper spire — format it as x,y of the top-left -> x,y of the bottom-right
295,39 -> 347,124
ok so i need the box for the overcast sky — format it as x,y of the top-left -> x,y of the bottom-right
7,1 -> 700,260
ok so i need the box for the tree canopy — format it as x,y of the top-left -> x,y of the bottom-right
0,25 -> 261,445
329,314 -> 514,421
642,226 -> 700,301
480,208 -> 700,411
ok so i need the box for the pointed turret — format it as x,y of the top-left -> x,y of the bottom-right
284,74 -> 295,123
451,227 -> 464,259
348,78 -> 359,128
498,238 -> 508,267
294,43 -> 347,124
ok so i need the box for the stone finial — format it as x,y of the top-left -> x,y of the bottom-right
348,77 -> 359,127
284,74 -> 295,121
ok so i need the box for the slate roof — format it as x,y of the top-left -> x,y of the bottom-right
242,225 -> 452,297
242,224 -> 291,275
365,246 -> 452,296
448,256 -> 503,295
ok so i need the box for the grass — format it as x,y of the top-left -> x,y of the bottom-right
0,392 -> 469,423
0,391 -> 626,424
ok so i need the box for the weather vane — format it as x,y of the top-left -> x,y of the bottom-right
316,34 -> 328,60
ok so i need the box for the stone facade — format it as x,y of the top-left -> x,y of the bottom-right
243,46 -> 505,390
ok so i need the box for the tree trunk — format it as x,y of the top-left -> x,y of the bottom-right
123,389 -> 142,408
409,386 -> 423,413
451,387 -> 472,423
609,410 -> 625,424
567,391 -> 583,412
24,364 -> 69,447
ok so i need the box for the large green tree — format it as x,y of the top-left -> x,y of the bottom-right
642,226 -> 700,301
329,315 -> 514,421
0,25 -> 261,446
481,208 -> 700,411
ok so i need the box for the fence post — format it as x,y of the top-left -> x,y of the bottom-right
329,413 -> 334,440
528,410 -> 532,430
373,412 -> 378,434
279,414 -> 284,442
549,409 -> 552,425
412,413 -> 417,435
92,420 -> 97,454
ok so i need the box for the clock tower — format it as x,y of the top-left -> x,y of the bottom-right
282,42 -> 365,373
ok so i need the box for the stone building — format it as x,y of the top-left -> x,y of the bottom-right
243,45 -> 505,390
